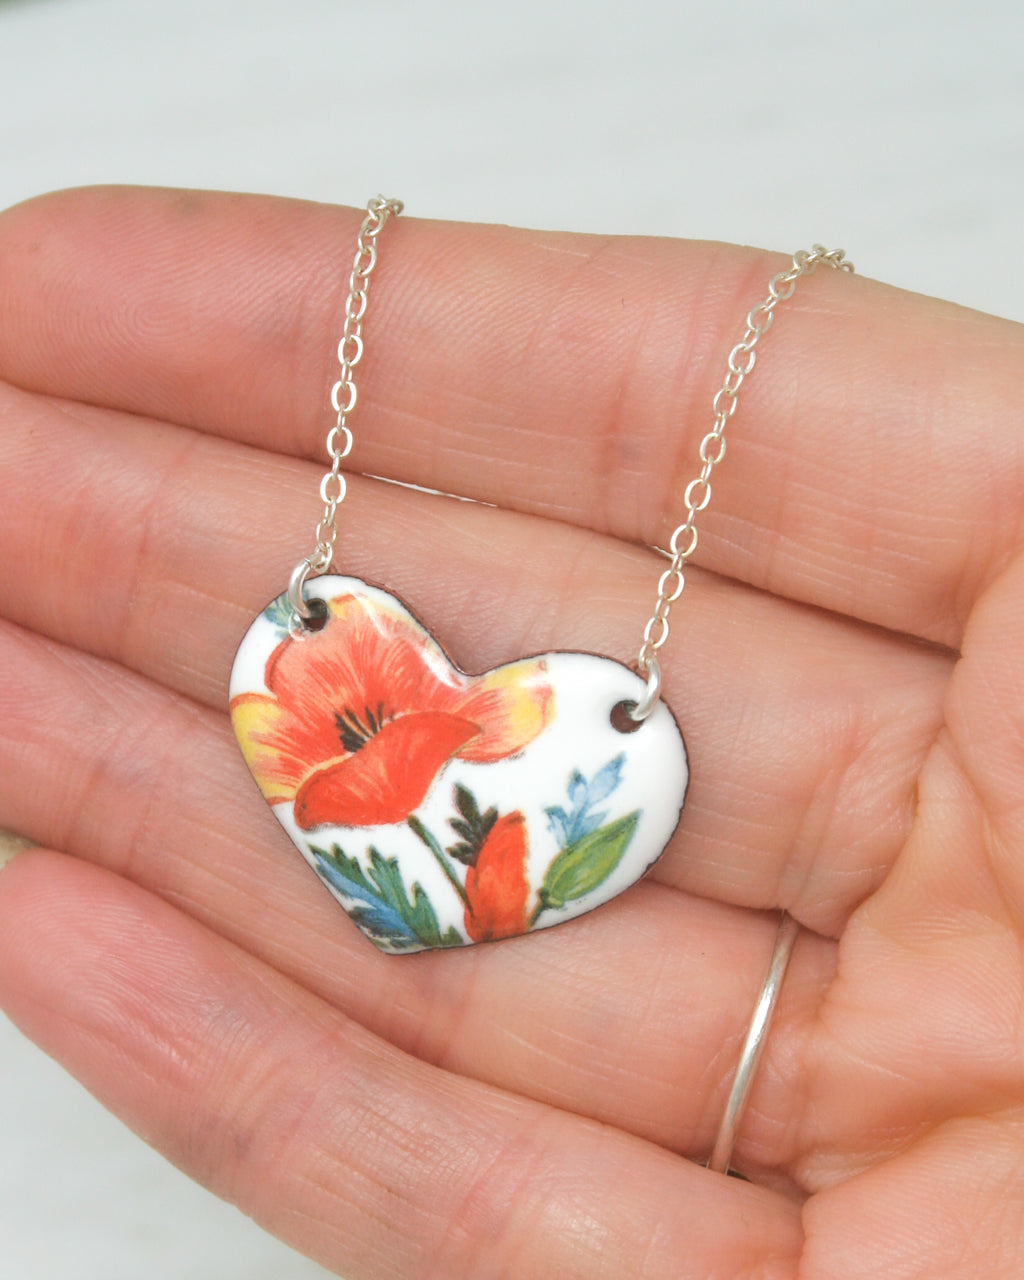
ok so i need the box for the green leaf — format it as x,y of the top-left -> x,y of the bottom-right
366,848 -> 444,944
454,783 -> 479,823
445,842 -> 476,867
407,815 -> 471,908
445,783 -> 497,867
311,842 -> 462,951
537,811 -> 640,912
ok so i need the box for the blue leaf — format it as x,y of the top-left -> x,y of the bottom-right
568,770 -> 587,809
309,844 -> 459,952
549,755 -> 631,848
587,753 -> 625,805
313,851 -> 416,942
576,811 -> 605,839
545,806 -> 571,848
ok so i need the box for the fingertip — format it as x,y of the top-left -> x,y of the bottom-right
0,828 -> 34,874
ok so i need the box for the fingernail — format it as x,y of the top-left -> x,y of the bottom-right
0,830 -> 33,872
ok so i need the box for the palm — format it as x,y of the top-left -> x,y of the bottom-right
1,187 -> 1023,1279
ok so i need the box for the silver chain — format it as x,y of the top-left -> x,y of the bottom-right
628,244 -> 854,720
288,194 -> 403,623
290,210 -> 853,726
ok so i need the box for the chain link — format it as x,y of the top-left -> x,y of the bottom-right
630,244 -> 854,718
289,195 -> 403,623
287,211 -> 852,707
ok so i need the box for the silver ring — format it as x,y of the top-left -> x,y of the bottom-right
708,910 -> 800,1175
627,656 -> 662,722
287,557 -> 316,622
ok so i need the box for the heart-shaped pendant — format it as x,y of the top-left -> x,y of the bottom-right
230,576 -> 688,953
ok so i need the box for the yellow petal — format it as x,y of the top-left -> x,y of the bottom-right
230,692 -> 302,802
455,659 -> 554,762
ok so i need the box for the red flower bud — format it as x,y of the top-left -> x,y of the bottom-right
463,812 -> 531,942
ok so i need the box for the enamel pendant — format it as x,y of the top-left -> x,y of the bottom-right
231,581 -> 686,952
230,576 -> 688,953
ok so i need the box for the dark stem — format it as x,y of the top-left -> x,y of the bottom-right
408,815 -> 471,911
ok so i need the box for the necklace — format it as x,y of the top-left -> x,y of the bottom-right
229,196 -> 853,953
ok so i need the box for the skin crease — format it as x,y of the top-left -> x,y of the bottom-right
1,186 -> 1024,1277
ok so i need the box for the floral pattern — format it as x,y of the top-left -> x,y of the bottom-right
230,578 -> 688,953
310,766 -> 637,953
231,590 -> 553,828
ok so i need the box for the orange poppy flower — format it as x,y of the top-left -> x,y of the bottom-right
464,812 -> 532,942
231,591 -> 553,830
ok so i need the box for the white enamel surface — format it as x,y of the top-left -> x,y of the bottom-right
231,576 -> 688,951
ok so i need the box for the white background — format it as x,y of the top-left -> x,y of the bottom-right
1,0 -> 1022,1276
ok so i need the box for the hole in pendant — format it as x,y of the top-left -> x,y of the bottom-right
610,700 -> 644,734
297,597 -> 329,632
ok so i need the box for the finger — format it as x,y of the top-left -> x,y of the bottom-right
0,615 -> 833,1170
943,551 -> 1024,913
2,187 -> 1023,647
801,1114 -> 1024,1279
0,850 -> 804,1279
0,386 -> 951,929
782,553 -> 1024,1186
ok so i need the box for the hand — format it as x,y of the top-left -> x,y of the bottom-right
1,187 -> 1023,1279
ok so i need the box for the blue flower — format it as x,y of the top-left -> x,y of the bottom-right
545,753 -> 626,849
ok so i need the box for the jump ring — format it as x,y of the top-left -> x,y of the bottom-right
627,655 -> 662,722
287,558 -> 316,621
